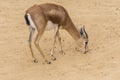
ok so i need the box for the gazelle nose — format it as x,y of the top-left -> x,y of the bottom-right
85,41 -> 88,45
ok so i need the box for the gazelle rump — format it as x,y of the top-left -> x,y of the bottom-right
24,3 -> 88,64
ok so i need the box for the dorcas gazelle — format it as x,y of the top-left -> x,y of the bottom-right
24,3 -> 88,64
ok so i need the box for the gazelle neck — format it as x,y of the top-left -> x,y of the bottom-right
65,19 -> 80,41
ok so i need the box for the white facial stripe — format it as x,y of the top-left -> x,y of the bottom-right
27,13 -> 36,29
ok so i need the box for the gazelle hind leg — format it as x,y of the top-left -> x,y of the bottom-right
57,30 -> 65,55
28,27 -> 38,63
34,30 -> 51,64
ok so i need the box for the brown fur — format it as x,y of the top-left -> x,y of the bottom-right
25,3 -> 87,63
26,3 -> 80,40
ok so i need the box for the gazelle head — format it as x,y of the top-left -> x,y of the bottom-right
76,25 -> 89,53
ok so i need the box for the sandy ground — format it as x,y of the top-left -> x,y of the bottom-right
0,0 -> 120,80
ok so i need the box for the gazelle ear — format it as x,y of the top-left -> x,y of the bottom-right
80,26 -> 88,38
83,26 -> 88,39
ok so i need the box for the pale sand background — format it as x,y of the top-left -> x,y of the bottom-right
0,0 -> 120,80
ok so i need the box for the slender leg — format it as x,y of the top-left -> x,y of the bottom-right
50,27 -> 59,60
34,30 -> 51,64
57,30 -> 65,55
28,27 -> 38,63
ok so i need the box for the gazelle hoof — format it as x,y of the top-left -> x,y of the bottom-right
51,55 -> 56,61
45,60 -> 51,64
33,59 -> 38,63
51,57 -> 56,61
47,61 -> 51,64
83,50 -> 86,54
84,50 -> 88,54
60,50 -> 65,55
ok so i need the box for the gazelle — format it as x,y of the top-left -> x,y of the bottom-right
24,3 -> 88,64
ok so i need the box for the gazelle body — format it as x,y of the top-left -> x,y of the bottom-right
24,3 -> 88,64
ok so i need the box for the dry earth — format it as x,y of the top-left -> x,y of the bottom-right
0,0 -> 120,80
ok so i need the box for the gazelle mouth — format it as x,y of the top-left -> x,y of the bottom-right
85,41 -> 88,45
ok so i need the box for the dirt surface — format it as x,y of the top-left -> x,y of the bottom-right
0,0 -> 120,80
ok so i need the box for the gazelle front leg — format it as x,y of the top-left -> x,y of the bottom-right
57,30 -> 65,55
50,26 -> 65,60
50,27 -> 59,61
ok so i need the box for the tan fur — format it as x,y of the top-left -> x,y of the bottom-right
25,3 -> 87,64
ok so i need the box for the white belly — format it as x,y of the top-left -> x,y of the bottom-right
45,20 -> 58,30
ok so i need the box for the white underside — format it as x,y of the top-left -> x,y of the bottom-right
46,21 -> 58,30
27,13 -> 58,30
